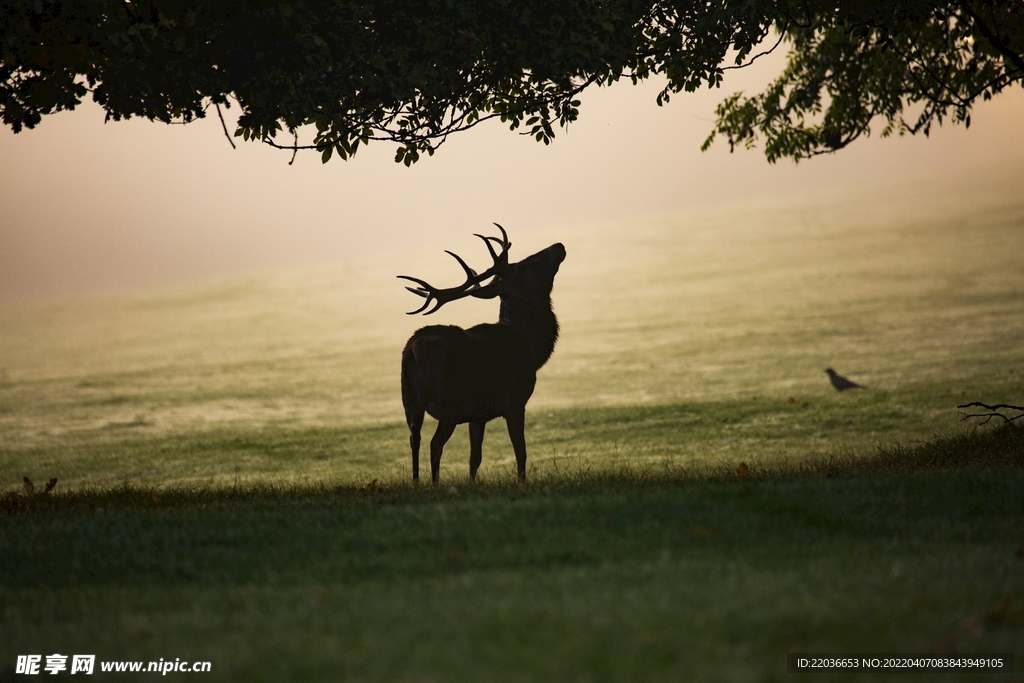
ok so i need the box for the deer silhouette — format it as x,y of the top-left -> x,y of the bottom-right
398,224 -> 565,483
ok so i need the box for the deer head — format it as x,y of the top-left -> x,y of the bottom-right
398,223 -> 564,315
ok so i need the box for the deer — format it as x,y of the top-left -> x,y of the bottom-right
398,224 -> 565,484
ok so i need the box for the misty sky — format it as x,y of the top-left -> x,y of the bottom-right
2,54 -> 1023,303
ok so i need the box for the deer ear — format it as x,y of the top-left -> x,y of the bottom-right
470,282 -> 501,299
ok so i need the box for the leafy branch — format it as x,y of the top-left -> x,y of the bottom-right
2,0 -> 1022,165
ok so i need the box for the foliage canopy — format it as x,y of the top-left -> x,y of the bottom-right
2,0 -> 1022,164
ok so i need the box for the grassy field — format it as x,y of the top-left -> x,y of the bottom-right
1,170 -> 1023,680
2,172 -> 1023,487
1,428 -> 1023,682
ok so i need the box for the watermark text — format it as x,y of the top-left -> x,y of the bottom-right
16,655 -> 210,675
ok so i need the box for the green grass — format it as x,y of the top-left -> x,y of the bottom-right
3,176 -> 1023,461
2,175 -> 1023,680
2,425 -> 1023,682
2,384 -> 1020,490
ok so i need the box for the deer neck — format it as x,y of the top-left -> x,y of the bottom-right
498,296 -> 559,369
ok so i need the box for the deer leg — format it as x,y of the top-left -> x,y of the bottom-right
505,409 -> 528,482
430,419 -> 458,484
409,426 -> 422,483
405,408 -> 424,482
468,421 -> 486,480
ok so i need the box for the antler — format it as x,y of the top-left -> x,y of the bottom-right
398,223 -> 512,315
474,222 -> 510,266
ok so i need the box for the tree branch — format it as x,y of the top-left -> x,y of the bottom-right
960,3 -> 1024,75
215,103 -> 236,150
957,402 -> 1024,425
721,22 -> 789,72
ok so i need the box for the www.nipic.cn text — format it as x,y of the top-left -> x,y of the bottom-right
16,655 -> 212,675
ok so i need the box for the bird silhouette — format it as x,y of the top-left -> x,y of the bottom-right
825,368 -> 864,391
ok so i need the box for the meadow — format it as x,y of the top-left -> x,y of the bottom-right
1,169 -> 1023,680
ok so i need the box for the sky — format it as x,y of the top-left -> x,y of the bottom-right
2,53 -> 1023,303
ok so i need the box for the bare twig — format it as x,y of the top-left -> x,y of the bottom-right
261,137 -> 320,152
957,402 -> 1024,425
215,103 -> 236,150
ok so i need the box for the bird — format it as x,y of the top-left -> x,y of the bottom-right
825,368 -> 864,391
22,477 -> 34,495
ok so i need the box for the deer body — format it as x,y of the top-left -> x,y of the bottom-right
399,227 -> 564,483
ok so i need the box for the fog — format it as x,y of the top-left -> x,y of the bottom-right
2,54 -> 1023,303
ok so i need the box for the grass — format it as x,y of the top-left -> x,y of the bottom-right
2,425 -> 1023,682
3,176 -> 1024,459
2,382 -> 1020,490
0,388 -> 1001,489
2,173 -> 1024,680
